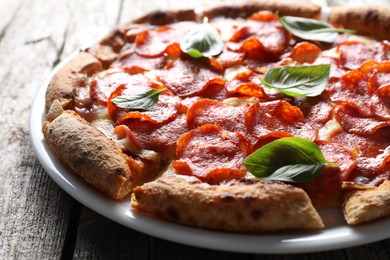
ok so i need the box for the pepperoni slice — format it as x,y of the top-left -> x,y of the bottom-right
368,62 -> 390,120
91,72 -> 143,105
111,52 -> 166,73
135,22 -> 195,57
372,95 -> 390,121
215,48 -> 245,69
227,38 -> 270,61
173,124 -> 252,184
119,114 -> 188,153
186,98 -> 249,134
298,166 -> 343,208
292,97 -> 333,129
289,42 -> 322,64
115,94 -> 180,125
318,142 -> 358,181
329,61 -> 390,120
335,105 -> 390,135
339,41 -> 390,70
158,58 -> 226,97
331,129 -> 390,186
226,70 -> 267,98
245,100 -> 317,145
328,68 -> 372,117
107,74 -> 179,125
314,56 -> 346,80
228,11 -> 289,55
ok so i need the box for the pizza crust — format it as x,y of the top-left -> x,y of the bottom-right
45,51 -> 102,115
131,174 -> 324,232
42,110 -> 159,199
343,181 -> 390,225
329,6 -> 390,40
132,0 -> 320,26
202,0 -> 321,20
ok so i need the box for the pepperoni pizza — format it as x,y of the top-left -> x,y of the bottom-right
42,1 -> 390,232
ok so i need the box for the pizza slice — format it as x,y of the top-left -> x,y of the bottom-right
343,181 -> 390,225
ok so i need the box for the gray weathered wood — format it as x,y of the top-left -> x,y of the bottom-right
0,0 -> 120,259
1,0 -> 390,259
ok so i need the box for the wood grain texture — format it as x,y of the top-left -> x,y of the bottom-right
1,0 -> 390,259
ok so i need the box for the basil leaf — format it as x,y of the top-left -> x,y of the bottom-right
279,16 -> 355,43
259,64 -> 330,97
111,88 -> 166,111
180,22 -> 224,58
261,164 -> 325,183
243,137 -> 336,183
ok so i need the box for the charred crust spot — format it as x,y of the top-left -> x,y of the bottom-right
80,62 -> 102,76
147,10 -> 173,25
165,206 -> 180,221
154,210 -> 165,219
114,167 -> 126,176
141,10 -> 196,25
243,195 -> 257,203
365,9 -> 379,22
187,217 -> 197,225
220,194 -> 235,203
217,219 -> 228,228
236,212 -> 244,222
149,10 -> 167,20
100,29 -> 126,52
250,208 -> 263,221
73,151 -> 89,165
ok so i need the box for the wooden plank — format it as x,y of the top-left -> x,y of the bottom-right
344,242 -> 390,260
0,0 -> 119,259
73,209 -> 255,260
73,208 -> 151,259
0,0 -> 73,258
1,0 -> 390,259
0,0 -> 23,37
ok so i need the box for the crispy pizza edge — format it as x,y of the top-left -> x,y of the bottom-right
45,51 -> 102,116
329,6 -> 390,40
42,110 -> 132,199
42,110 -> 162,199
131,174 -> 324,232
131,0 -> 321,25
343,180 -> 390,225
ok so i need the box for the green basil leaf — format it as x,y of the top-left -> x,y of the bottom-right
180,21 -> 224,58
259,64 -> 330,97
279,16 -> 355,43
111,88 -> 166,111
243,137 -> 336,183
261,164 -> 325,183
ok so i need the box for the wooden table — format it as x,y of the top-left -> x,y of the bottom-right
1,0 -> 390,259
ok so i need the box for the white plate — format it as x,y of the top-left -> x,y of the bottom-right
29,54 -> 390,254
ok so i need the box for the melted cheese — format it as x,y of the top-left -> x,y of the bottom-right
319,47 -> 340,59
92,119 -> 160,162
210,17 -> 245,41
317,118 -> 342,141
224,65 -> 249,81
346,35 -> 377,44
223,97 -> 259,107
